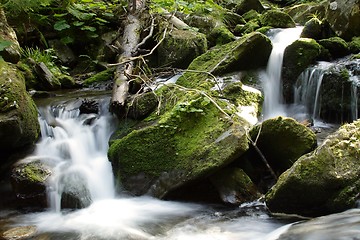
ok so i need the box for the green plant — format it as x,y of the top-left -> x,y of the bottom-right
0,0 -> 53,16
150,0 -> 223,16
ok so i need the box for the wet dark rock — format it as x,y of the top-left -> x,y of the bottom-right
10,160 -> 51,208
0,8 -> 20,64
259,10 -> 296,28
34,62 -> 61,90
48,39 -> 77,67
210,168 -> 260,205
282,38 -> 322,102
60,173 -> 92,210
79,99 -> 99,115
126,91 -> 158,120
325,0 -> 360,41
319,37 -> 350,59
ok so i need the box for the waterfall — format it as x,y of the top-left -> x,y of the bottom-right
34,97 -> 116,211
261,27 -> 303,120
294,62 -> 330,122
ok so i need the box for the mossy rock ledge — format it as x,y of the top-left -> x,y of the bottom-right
265,119 -> 360,217
177,32 -> 272,90
108,89 -> 252,198
0,60 -> 40,158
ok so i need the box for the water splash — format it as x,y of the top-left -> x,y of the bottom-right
261,27 -> 303,120
34,97 -> 116,211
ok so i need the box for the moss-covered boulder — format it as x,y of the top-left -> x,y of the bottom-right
319,37 -> 350,59
0,60 -> 40,158
282,38 -> 322,102
158,29 -> 208,69
349,37 -> 360,53
265,119 -> 360,217
249,117 -> 317,174
177,32 -> 272,90
108,87 -> 251,198
260,10 -> 296,28
126,91 -> 159,120
0,8 -> 20,63
235,0 -> 264,15
300,18 -> 323,40
82,68 -> 114,87
10,160 -> 51,208
325,0 -> 360,41
210,167 -> 260,205
208,25 -> 236,47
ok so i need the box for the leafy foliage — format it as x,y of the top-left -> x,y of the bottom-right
150,0 -> 223,16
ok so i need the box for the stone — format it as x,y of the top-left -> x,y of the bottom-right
265,119 -> 360,217
286,2 -> 326,25
319,37 -> 350,59
157,29 -> 208,69
325,0 -> 360,41
235,0 -> 264,15
108,88 -> 251,198
260,10 -> 296,28
208,25 -> 236,47
10,160 -> 51,208
0,8 -> 20,63
177,32 -> 272,90
210,167 -> 260,205
282,38 -> 322,102
126,91 -> 159,120
48,39 -> 77,67
0,61 -> 40,157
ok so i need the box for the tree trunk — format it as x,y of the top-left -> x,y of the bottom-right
109,0 -> 145,117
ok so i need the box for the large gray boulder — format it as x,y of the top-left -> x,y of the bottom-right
265,119 -> 360,217
325,0 -> 360,41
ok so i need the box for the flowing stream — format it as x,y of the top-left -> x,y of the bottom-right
0,89 -> 360,239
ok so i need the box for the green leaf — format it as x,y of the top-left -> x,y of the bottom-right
68,5 -> 96,21
53,13 -> 68,18
81,26 -> 97,32
54,20 -> 71,31
95,17 -> 108,24
61,36 -> 74,44
73,21 -> 85,26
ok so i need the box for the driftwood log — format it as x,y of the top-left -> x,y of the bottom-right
109,0 -> 145,117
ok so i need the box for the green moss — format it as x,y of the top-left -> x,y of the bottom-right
21,161 -> 50,183
108,91 -> 250,192
260,10 -> 296,28
158,29 -> 208,69
0,60 -> 40,150
222,81 -> 263,107
83,68 -> 114,86
319,37 -> 349,58
349,37 -> 360,54
242,10 -> 260,22
177,32 -> 272,90
208,25 -> 236,47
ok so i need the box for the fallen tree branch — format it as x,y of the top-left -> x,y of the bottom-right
135,15 -> 155,50
246,129 -> 278,181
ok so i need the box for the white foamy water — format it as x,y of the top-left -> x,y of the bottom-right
261,27 -> 303,120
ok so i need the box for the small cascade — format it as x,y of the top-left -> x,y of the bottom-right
350,74 -> 359,121
294,62 -> 330,122
261,27 -> 303,120
294,58 -> 360,124
33,97 -> 116,211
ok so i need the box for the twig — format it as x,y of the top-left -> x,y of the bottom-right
135,15 -> 155,50
108,26 -> 169,67
246,130 -> 278,181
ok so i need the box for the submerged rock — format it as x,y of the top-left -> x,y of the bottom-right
210,167 -> 260,205
60,172 -> 92,209
265,119 -> 360,217
10,160 -> 51,208
1,225 -> 37,240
